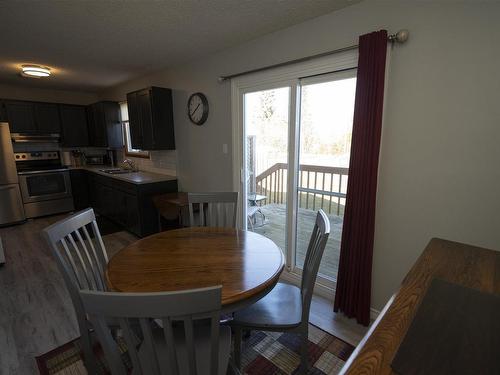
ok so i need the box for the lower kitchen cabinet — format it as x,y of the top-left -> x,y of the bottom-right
70,169 -> 90,211
87,172 -> 177,237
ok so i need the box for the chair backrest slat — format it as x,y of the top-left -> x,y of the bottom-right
91,220 -> 109,264
119,317 -> 143,373
184,316 -> 197,375
73,228 -> 102,290
187,192 -> 238,228
44,208 -> 109,294
82,225 -> 107,289
80,286 -> 223,375
162,317 -> 180,375
66,231 -> 96,290
59,236 -> 86,289
93,315 -> 128,375
140,317 -> 162,375
209,313 -> 220,375
300,210 -> 330,323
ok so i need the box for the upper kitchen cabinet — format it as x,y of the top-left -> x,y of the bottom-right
3,100 -> 61,134
4,101 -> 36,133
0,101 -> 7,122
33,102 -> 61,133
126,86 -> 175,150
60,104 -> 89,147
87,101 -> 123,148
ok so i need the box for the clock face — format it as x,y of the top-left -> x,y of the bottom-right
188,93 -> 209,125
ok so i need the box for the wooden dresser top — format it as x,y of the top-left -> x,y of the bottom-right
340,238 -> 500,374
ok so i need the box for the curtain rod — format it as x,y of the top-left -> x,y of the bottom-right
218,29 -> 409,82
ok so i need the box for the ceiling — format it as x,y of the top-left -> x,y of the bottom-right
0,0 -> 358,93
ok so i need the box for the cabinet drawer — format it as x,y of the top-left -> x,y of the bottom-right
92,173 -> 113,188
112,179 -> 137,195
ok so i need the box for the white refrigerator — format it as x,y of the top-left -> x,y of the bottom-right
0,122 -> 25,226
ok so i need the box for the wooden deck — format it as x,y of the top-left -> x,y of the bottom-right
250,203 -> 343,280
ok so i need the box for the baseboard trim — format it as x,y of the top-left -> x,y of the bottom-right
370,307 -> 380,320
280,271 -> 381,323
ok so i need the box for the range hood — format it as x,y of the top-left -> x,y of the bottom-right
11,133 -> 60,143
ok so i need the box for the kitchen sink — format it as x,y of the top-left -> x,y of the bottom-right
99,168 -> 134,175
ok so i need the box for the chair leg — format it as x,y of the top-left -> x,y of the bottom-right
234,326 -> 242,370
299,329 -> 309,373
81,327 -> 98,374
247,215 -> 254,230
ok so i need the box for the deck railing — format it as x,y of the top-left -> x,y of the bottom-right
255,163 -> 349,216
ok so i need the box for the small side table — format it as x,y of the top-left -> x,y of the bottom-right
247,193 -> 267,229
152,192 -> 189,230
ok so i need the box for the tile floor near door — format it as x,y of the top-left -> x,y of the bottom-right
0,214 -> 368,375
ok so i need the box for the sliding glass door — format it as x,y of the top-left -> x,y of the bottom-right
234,50 -> 358,290
295,71 -> 356,281
241,71 -> 356,286
244,87 -> 291,251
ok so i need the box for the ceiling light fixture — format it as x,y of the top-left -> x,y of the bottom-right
21,65 -> 51,78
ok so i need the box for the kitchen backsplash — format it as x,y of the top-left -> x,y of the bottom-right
115,149 -> 177,176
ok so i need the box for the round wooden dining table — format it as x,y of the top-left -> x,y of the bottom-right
106,227 -> 285,313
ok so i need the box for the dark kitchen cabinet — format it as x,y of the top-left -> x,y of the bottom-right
87,101 -> 123,148
70,169 -> 90,211
88,171 -> 177,237
113,189 -> 140,235
0,101 -> 7,122
34,103 -> 61,133
126,86 -> 175,150
4,100 -> 61,134
4,101 -> 36,133
60,105 -> 89,147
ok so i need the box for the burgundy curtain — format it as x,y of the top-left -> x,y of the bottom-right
333,30 -> 388,326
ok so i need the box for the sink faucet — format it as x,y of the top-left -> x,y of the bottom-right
122,158 -> 138,172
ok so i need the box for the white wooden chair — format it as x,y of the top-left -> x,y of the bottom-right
79,286 -> 231,375
231,209 -> 330,372
43,208 -> 109,374
188,192 -> 238,228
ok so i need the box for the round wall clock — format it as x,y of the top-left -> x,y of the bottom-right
187,92 -> 209,125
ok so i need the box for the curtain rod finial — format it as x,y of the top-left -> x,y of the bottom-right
389,29 -> 409,43
218,76 -> 227,83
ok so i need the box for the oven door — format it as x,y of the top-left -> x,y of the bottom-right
18,170 -> 72,204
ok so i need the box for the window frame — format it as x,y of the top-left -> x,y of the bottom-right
120,101 -> 150,159
123,121 -> 150,159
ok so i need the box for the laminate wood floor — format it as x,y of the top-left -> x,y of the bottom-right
0,214 -> 367,375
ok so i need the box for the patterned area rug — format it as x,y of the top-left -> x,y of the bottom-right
35,324 -> 354,375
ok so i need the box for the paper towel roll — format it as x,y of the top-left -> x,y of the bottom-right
62,151 -> 73,166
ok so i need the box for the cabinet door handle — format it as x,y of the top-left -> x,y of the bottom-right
0,185 -> 15,191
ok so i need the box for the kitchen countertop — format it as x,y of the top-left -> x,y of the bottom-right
70,166 -> 177,185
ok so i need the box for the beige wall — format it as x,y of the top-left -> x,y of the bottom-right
0,83 -> 98,104
100,0 -> 500,310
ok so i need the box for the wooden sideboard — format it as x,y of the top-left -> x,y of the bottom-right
340,238 -> 500,374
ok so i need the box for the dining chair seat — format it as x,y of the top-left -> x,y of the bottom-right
232,282 -> 302,329
139,323 -> 231,375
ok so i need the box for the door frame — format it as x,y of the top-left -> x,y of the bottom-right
231,49 -> 358,294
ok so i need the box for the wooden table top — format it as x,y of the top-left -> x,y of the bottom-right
340,238 -> 500,374
106,227 -> 285,308
152,192 -> 188,208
